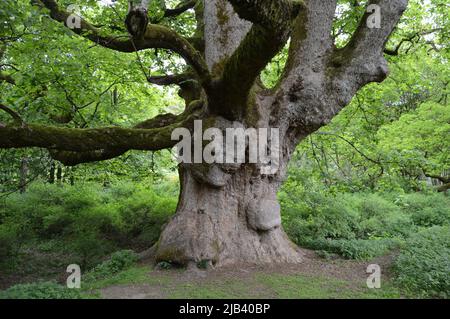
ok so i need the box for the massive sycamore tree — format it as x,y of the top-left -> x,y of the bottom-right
0,0 -> 408,267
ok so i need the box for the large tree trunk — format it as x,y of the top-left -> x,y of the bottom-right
154,0 -> 301,267
155,164 -> 301,267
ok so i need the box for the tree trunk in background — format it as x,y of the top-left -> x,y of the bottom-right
154,0 -> 302,267
49,161 -> 55,184
19,157 -> 28,193
56,164 -> 63,185
69,167 -> 75,186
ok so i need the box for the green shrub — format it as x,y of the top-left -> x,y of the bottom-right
0,181 -> 176,276
281,188 -> 414,259
303,238 -> 401,260
67,232 -> 115,269
282,191 -> 360,242
0,281 -> 83,299
84,250 -> 139,281
348,193 -> 414,239
396,193 -> 450,227
0,224 -> 19,260
393,226 -> 450,298
119,189 -> 176,248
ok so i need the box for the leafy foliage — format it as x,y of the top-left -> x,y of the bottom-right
393,226 -> 450,298
0,181 -> 177,270
280,179 -> 450,260
84,250 -> 139,282
0,281 -> 83,299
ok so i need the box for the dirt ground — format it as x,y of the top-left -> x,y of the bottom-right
99,249 -> 398,299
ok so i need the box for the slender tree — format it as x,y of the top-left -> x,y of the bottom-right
0,0 -> 408,266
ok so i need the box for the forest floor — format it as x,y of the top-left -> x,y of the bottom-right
86,249 -> 404,299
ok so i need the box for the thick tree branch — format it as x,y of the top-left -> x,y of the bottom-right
0,124 -> 178,152
147,73 -> 194,86
228,0 -> 302,32
272,0 -> 338,133
164,0 -> 197,18
49,112 -> 184,166
208,0 -> 302,119
0,98 -> 204,157
324,0 -> 408,116
331,0 -> 409,84
47,101 -> 204,166
0,104 -> 22,125
37,0 -> 211,87
270,0 -> 408,142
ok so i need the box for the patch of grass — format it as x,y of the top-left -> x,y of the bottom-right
83,266 -> 156,290
83,263 -> 175,292
167,279 -> 258,299
95,270 -> 403,299
255,273 -> 401,299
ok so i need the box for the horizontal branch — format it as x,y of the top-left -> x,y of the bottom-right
147,73 -> 194,86
45,100 -> 204,166
0,124 -> 180,152
48,112 -> 185,165
0,98 -> 203,155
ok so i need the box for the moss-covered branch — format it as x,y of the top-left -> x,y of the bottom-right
0,124 -> 176,152
46,101 -> 204,166
228,0 -> 302,32
0,103 -> 202,166
47,113 -> 180,166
